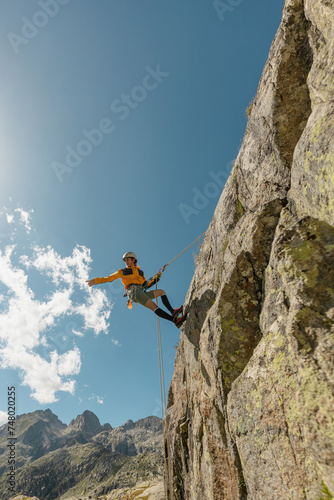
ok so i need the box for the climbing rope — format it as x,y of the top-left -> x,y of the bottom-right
155,231 -> 206,499
145,231 -> 207,290
159,231 -> 206,274
156,291 -> 174,500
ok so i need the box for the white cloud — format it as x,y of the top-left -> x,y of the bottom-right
14,208 -> 33,233
24,244 -> 91,287
111,338 -> 122,347
6,213 -> 14,224
0,411 -> 7,427
73,329 -> 84,337
0,211 -> 113,404
88,393 -> 104,404
53,347 -> 81,376
9,348 -> 80,405
75,289 -> 110,335
24,244 -> 111,335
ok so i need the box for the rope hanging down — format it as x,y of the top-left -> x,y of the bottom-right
155,231 -> 205,499
156,290 -> 174,499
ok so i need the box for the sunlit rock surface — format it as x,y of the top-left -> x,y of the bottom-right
166,0 -> 334,498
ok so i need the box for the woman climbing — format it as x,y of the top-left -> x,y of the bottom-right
86,252 -> 187,328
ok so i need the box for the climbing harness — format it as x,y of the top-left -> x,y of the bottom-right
125,231 -> 206,310
142,272 -> 162,292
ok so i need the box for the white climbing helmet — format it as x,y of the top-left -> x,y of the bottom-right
122,252 -> 137,261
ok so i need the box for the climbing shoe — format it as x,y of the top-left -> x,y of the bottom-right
174,313 -> 187,328
172,306 -> 183,319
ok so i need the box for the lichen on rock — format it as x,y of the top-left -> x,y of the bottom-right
166,0 -> 334,498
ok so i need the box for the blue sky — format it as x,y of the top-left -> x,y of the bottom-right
0,0 -> 285,428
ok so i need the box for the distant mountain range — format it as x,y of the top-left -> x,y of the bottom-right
0,409 -> 164,499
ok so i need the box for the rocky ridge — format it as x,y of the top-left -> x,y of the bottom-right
166,0 -> 334,498
0,410 -> 164,500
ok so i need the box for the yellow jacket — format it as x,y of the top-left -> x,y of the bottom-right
94,265 -> 146,289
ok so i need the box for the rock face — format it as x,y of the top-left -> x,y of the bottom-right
93,416 -> 163,456
166,0 -> 334,498
68,410 -> 103,438
0,409 -> 67,468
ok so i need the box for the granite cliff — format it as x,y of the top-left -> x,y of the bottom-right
166,0 -> 334,498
